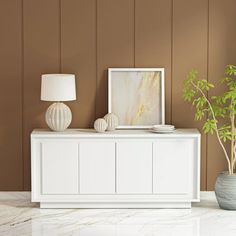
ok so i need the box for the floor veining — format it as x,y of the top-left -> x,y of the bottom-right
0,192 -> 236,236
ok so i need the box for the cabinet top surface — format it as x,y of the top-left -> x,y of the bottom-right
31,128 -> 200,138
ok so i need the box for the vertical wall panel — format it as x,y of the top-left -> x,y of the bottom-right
172,0 -> 208,190
61,0 -> 96,128
0,1 -> 23,190
23,0 -> 60,190
135,0 -> 172,123
96,0 -> 134,118
207,0 -> 236,189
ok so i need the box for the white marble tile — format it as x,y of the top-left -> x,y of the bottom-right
0,192 -> 236,236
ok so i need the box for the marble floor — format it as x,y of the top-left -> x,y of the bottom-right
0,192 -> 236,236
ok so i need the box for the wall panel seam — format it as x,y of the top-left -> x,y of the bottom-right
206,0 -> 210,190
59,0 -> 62,72
170,0 -> 173,124
134,0 -> 136,67
21,0 -> 25,190
95,0 -> 98,119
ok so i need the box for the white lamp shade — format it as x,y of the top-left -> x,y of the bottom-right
41,74 -> 76,101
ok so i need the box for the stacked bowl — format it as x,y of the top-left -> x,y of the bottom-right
151,125 -> 175,133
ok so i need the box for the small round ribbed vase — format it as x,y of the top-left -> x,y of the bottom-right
45,102 -> 72,131
215,171 -> 236,210
94,118 -> 107,133
104,113 -> 119,131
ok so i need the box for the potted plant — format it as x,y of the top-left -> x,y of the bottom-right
183,65 -> 236,210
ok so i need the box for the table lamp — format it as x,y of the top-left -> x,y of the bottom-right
41,74 -> 76,131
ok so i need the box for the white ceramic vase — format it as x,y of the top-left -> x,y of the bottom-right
45,102 -> 72,131
104,113 -> 119,131
94,118 -> 107,133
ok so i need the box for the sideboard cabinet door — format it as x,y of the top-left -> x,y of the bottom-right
116,141 -> 152,194
41,141 -> 79,195
79,141 -> 116,194
153,139 -> 194,196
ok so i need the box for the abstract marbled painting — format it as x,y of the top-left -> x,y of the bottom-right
108,69 -> 164,128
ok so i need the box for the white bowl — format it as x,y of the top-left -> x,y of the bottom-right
152,124 -> 175,130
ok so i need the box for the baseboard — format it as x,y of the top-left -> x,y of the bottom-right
0,191 -> 31,200
0,191 -> 215,201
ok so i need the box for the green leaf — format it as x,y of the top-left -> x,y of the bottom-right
221,76 -> 233,83
218,125 -> 231,131
219,125 -> 232,142
212,104 -> 226,118
192,97 -> 206,108
195,109 -> 205,120
211,95 -> 224,105
225,65 -> 236,76
183,89 -> 196,102
203,119 -> 217,134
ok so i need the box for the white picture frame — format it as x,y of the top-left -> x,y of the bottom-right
108,68 -> 165,129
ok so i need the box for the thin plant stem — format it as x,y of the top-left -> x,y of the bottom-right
233,143 -> 236,170
191,81 -> 232,175
230,107 -> 235,174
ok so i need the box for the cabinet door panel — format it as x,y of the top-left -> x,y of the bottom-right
153,139 -> 193,195
116,141 -> 152,194
80,141 -> 115,194
42,141 -> 79,194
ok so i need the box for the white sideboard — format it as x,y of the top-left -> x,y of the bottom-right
31,129 -> 200,208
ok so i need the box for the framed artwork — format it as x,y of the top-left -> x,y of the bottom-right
108,68 -> 165,129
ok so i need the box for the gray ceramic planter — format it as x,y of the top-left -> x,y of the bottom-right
215,172 -> 236,210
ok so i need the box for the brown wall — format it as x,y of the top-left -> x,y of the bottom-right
0,0 -> 236,191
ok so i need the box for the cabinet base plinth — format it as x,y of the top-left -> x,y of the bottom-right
40,202 -> 191,209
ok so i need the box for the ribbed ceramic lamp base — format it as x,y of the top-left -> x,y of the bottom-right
45,102 -> 72,131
